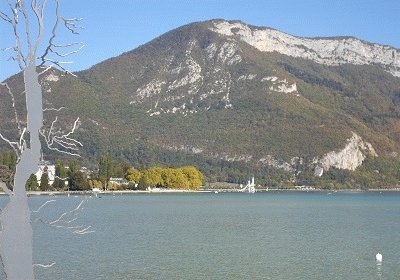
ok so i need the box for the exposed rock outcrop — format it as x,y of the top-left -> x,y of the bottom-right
210,20 -> 400,77
315,132 -> 377,176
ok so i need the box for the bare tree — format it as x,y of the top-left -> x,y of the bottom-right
0,1 -> 83,279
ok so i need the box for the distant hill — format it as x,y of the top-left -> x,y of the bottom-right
1,19 -> 400,187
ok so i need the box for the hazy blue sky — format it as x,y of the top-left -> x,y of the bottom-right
1,0 -> 399,80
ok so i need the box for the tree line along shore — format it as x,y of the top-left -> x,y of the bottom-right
1,150 -> 400,191
2,153 -> 204,192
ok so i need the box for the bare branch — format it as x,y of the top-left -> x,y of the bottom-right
38,0 -> 58,65
54,175 -> 68,181
20,0 -> 32,59
52,138 -> 79,151
0,182 -> 13,196
37,65 -> 53,76
38,0 -> 83,74
42,57 -> 74,65
52,42 -> 83,48
49,198 -> 86,225
41,117 -> 82,157
41,57 -> 76,76
32,199 -> 56,213
62,17 -> 83,34
0,11 -> 12,23
48,116 -> 58,134
33,198 -> 94,235
73,226 -> 95,235
0,132 -> 20,156
44,146 -> 81,157
2,46 -> 14,52
30,0 -> 47,62
33,262 -> 56,268
63,117 -> 80,137
43,106 -> 65,112
0,81 -> 26,155
1,82 -> 22,135
47,43 -> 84,58
6,0 -> 27,69
19,127 -> 26,151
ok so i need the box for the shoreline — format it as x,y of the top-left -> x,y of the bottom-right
24,189 -> 208,196
1,184 -> 399,196
3,187 -> 395,196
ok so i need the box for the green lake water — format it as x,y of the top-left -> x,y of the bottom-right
1,191 -> 400,279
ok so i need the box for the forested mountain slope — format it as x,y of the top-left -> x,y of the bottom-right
1,19 -> 400,186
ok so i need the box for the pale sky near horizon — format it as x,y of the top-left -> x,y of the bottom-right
0,0 -> 399,81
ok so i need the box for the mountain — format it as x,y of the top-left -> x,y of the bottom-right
1,19 -> 400,186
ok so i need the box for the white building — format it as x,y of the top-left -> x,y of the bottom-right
35,161 -> 56,185
109,177 -> 128,186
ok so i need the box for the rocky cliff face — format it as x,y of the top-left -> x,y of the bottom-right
2,19 -> 400,179
315,132 -> 377,176
210,20 -> 400,77
129,39 -> 239,116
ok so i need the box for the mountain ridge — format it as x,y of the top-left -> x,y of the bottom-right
209,19 -> 400,77
1,19 -> 400,185
216,19 -> 400,49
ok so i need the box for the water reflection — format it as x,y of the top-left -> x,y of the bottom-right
376,262 -> 382,280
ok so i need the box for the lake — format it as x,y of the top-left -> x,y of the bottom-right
1,191 -> 400,279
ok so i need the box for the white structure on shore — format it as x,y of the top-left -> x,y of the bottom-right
109,177 -> 129,186
35,161 -> 56,185
240,177 -> 256,193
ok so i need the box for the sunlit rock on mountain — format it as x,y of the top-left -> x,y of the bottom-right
1,19 -> 400,184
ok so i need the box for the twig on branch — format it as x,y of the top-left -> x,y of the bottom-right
0,82 -> 23,135
43,106 -> 65,112
0,132 -> 20,156
32,199 -> 56,213
20,0 -> 33,57
33,262 -> 56,268
18,127 -> 26,152
38,0 -> 83,76
0,11 -> 12,23
35,198 -> 95,235
48,43 -> 84,58
73,226 -> 95,235
62,17 -> 83,34
30,0 -> 47,63
54,175 -> 68,181
3,0 -> 28,70
2,0 -> 83,74
49,198 -> 86,225
53,42 -> 83,48
41,58 -> 76,76
40,116 -> 82,157
37,65 -> 53,76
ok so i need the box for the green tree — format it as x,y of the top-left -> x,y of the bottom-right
112,162 -> 127,178
180,166 -> 204,190
88,179 -> 103,190
125,167 -> 142,184
53,159 -> 67,189
39,167 -> 50,191
67,159 -> 86,191
138,167 -> 164,189
162,168 -> 190,189
69,171 -> 89,191
0,150 -> 17,170
98,155 -> 113,185
68,159 -> 80,174
25,174 -> 39,191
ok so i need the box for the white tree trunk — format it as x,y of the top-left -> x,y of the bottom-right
0,65 -> 42,280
